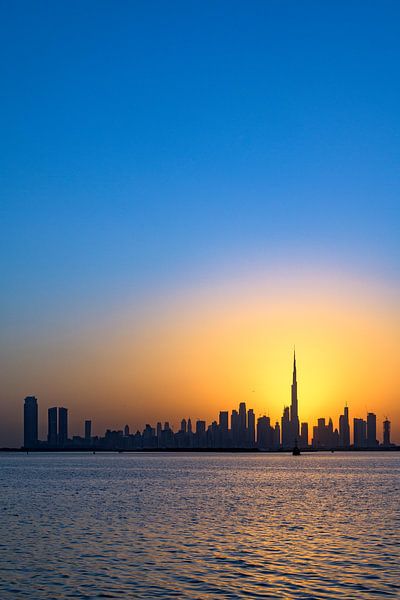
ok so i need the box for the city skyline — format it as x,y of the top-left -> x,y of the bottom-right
18,352 -> 397,450
1,3 -> 400,450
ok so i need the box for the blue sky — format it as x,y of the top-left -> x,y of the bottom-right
1,0 -> 400,329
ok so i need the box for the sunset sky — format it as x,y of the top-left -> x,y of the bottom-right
1,1 -> 399,446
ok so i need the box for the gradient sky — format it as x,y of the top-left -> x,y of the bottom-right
1,1 -> 400,446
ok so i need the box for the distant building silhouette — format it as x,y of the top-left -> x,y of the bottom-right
247,409 -> 255,447
290,350 -> 300,444
58,407 -> 68,447
300,422 -> 308,448
85,420 -> 92,440
257,415 -> 275,450
281,406 -> 291,448
281,350 -> 301,448
24,396 -> 38,448
353,417 -> 367,448
312,417 -> 339,449
339,405 -> 350,447
383,418 -> 391,447
48,407 -> 58,446
367,413 -> 378,447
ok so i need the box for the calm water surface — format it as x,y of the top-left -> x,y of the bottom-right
0,452 -> 399,599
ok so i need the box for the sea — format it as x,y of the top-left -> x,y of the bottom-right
0,452 -> 399,599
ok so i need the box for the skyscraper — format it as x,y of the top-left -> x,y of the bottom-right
257,416 -> 274,450
353,418 -> 367,448
281,406 -> 291,448
231,409 -> 239,446
300,422 -> 308,448
367,413 -> 378,447
58,407 -> 68,447
339,405 -> 350,447
281,350 -> 301,448
238,402 -> 247,446
383,418 -> 391,447
219,411 -> 229,446
48,407 -> 58,446
85,420 -> 92,440
290,350 -> 300,443
23,396 -> 38,448
247,409 -> 255,447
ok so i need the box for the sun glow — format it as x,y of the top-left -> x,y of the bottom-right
3,266 -> 399,442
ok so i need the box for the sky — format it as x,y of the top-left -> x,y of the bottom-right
1,1 -> 399,446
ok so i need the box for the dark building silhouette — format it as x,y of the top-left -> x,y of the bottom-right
247,409 -> 255,447
281,350 -> 301,448
339,405 -> 350,447
24,396 -> 38,448
353,418 -> 367,448
238,402 -> 247,447
257,415 -> 275,450
274,422 -> 280,448
300,422 -> 308,448
219,411 -> 229,446
85,420 -> 92,440
195,420 -> 206,447
290,350 -> 300,444
312,417 -> 339,448
281,406 -> 291,448
58,407 -> 68,447
367,413 -> 378,447
48,407 -> 58,446
231,409 -> 239,446
383,418 -> 391,447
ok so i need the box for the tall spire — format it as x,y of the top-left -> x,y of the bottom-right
293,347 -> 297,384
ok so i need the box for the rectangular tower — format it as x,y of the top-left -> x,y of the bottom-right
48,407 -> 58,446
24,396 -> 38,448
58,407 -> 68,447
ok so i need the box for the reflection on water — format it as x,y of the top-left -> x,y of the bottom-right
0,452 -> 399,599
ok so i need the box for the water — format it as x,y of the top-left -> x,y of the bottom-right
0,452 -> 399,599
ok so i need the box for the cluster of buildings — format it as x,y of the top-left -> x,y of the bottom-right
22,352 -> 395,451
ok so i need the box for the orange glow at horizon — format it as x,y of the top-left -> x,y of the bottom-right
2,266 -> 400,444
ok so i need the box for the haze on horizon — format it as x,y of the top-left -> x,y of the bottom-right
1,2 -> 400,446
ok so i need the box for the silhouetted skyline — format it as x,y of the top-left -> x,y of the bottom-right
20,353 -> 396,451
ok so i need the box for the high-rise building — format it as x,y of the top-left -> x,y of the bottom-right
124,424 -> 130,437
180,419 -> 187,434
257,416 -> 274,449
85,420 -> 92,440
24,396 -> 38,448
300,422 -> 308,448
48,407 -> 58,446
58,407 -> 68,447
247,409 -> 255,447
383,418 -> 391,447
339,405 -> 350,447
219,411 -> 228,431
274,422 -> 281,449
353,418 -> 367,448
290,350 -> 300,443
281,406 -> 291,448
367,413 -> 378,447
238,402 -> 247,446
196,420 -> 206,447
281,350 -> 301,448
312,417 -> 338,448
231,409 -> 239,446
219,411 -> 229,446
